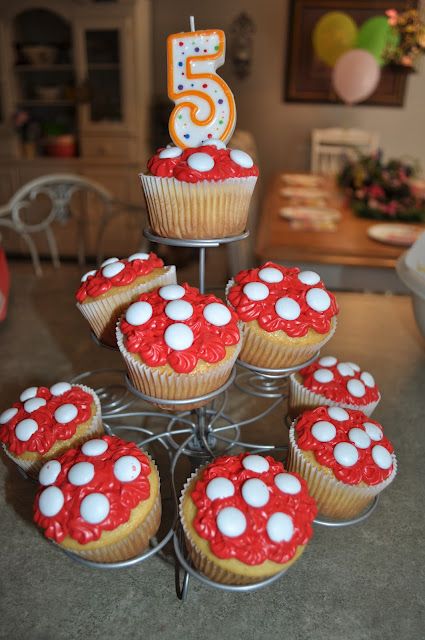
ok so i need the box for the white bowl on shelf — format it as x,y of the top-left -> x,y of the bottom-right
396,252 -> 425,339
21,45 -> 57,66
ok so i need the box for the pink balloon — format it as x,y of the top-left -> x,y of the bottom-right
332,49 -> 381,105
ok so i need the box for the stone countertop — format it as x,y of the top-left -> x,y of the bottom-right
0,264 -> 424,640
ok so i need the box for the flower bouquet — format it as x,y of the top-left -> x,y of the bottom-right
384,8 -> 425,68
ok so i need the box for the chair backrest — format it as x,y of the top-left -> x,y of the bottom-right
311,128 -> 380,175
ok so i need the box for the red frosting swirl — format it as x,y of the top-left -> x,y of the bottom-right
147,145 -> 259,183
190,453 -> 317,566
0,386 -> 95,455
119,283 -> 240,373
227,262 -> 338,337
33,435 -> 152,544
295,406 -> 395,486
298,358 -> 380,405
76,253 -> 165,303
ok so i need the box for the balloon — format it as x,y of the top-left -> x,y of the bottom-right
313,11 -> 358,67
332,50 -> 381,105
356,16 -> 400,65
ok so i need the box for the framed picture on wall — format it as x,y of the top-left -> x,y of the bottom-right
285,0 -> 414,106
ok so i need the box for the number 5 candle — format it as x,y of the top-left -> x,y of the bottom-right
167,23 -> 236,148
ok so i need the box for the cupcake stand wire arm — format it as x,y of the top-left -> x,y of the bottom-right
57,232 -> 379,598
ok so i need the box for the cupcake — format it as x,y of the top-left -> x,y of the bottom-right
289,355 -> 381,418
0,382 -> 103,477
179,453 -> 317,585
34,435 -> 161,563
140,141 -> 258,239
227,262 -> 338,369
287,406 -> 397,520
116,283 -> 242,410
76,252 -> 176,347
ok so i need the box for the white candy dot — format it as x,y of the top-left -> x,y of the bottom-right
274,473 -> 301,495
216,507 -> 247,538
298,271 -> 321,286
275,297 -> 301,321
39,486 -> 64,517
349,428 -> 371,449
187,152 -> 215,172
347,362 -> 361,372
258,267 -> 283,283
200,138 -> 226,149
24,398 -> 47,413
241,478 -> 270,508
371,445 -> 393,470
0,407 -> 18,424
363,422 -> 383,441
328,407 -> 349,421
159,284 -> 185,300
206,477 -> 235,501
102,261 -> 125,278
347,379 -> 366,398
20,387 -> 38,402
242,454 -> 270,473
81,270 -> 96,282
165,300 -> 193,321
159,146 -> 183,159
39,460 -> 61,486
68,462 -> 95,486
80,493 -> 110,524
333,442 -> 359,467
15,418 -> 38,442
318,356 -> 337,367
243,282 -> 269,301
101,257 -> 119,267
128,252 -> 150,261
54,403 -> 78,424
203,303 -> 231,327
306,288 -> 331,312
311,420 -> 336,442
125,301 -> 153,326
266,512 -> 294,543
82,439 -> 109,456
337,363 -> 355,377
313,368 -> 334,383
50,382 -> 72,396
361,372 -> 375,388
164,323 -> 194,351
113,456 -> 142,482
230,149 -> 254,169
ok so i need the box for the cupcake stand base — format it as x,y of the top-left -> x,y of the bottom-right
39,232 -> 382,600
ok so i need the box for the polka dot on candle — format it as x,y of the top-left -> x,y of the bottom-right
258,267 -> 283,283
200,139 -> 226,149
243,282 -> 269,301
306,288 -> 331,312
275,297 -> 301,321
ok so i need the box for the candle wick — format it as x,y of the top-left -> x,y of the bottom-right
190,15 -> 195,31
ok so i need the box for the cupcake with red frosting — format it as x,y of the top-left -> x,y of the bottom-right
140,141 -> 258,239
289,355 -> 381,418
288,406 -> 397,520
227,262 -> 338,369
116,283 -> 242,410
76,252 -> 176,347
179,453 -> 317,585
0,382 -> 103,477
34,435 -> 161,563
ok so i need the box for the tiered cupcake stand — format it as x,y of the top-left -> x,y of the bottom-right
56,229 -> 378,600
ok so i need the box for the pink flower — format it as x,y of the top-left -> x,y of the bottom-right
368,185 -> 385,199
385,201 -> 399,216
386,9 -> 398,26
401,55 -> 413,66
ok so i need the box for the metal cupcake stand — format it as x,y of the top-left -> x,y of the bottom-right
56,228 -> 378,601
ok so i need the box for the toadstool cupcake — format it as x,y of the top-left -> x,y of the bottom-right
0,382 -> 103,477
226,262 -> 338,369
116,283 -> 242,410
140,142 -> 258,239
289,355 -> 381,418
179,453 -> 317,585
76,252 -> 176,347
287,406 -> 397,520
34,435 -> 161,563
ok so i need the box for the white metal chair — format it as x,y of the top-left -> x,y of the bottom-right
311,128 -> 380,175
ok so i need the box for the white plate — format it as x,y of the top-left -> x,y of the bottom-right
281,173 -> 324,187
280,206 -> 341,222
281,186 -> 328,198
367,224 -> 424,247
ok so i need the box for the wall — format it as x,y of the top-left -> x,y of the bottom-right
152,0 -> 425,184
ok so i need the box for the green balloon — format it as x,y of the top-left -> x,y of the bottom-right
356,16 -> 400,66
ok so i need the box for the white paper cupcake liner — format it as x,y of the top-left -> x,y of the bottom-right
289,374 -> 381,418
140,174 -> 257,239
287,422 -> 397,520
